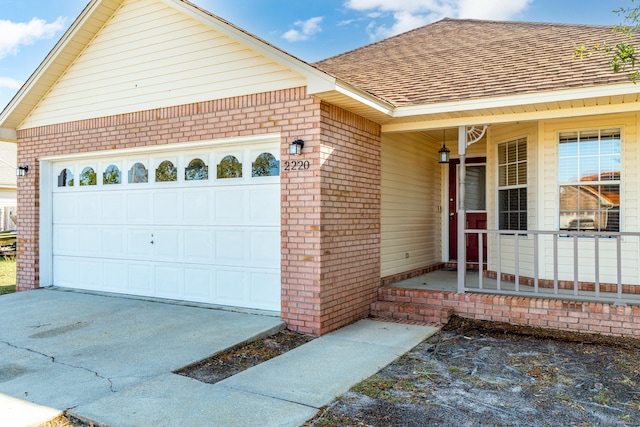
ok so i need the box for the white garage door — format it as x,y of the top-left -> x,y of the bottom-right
50,141 -> 281,311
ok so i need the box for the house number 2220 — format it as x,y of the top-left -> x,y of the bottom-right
284,160 -> 310,171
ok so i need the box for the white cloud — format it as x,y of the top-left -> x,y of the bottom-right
282,16 -> 324,42
0,77 -> 23,90
0,17 -> 68,59
345,0 -> 532,40
456,0 -> 533,20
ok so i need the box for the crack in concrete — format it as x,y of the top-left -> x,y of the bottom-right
0,340 -> 116,392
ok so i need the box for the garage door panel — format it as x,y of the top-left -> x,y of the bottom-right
214,230 -> 246,265
155,265 -> 183,299
102,261 -> 126,293
102,228 -> 126,257
127,192 -> 152,223
184,229 -> 213,261
101,193 -> 126,224
128,263 -> 153,295
53,256 -> 78,287
77,259 -> 101,291
53,226 -> 79,254
76,193 -> 102,224
128,229 -> 154,258
250,271 -> 280,311
250,230 -> 280,266
51,141 -> 280,312
153,191 -> 181,223
184,267 -> 213,301
215,269 -> 247,306
183,190 -> 211,225
249,187 -> 280,225
215,189 -> 246,225
53,194 -> 78,224
154,229 -> 181,260
78,227 -> 101,255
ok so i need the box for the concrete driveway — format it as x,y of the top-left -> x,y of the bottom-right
0,288 -> 284,426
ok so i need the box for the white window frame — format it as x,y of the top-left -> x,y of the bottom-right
558,128 -> 621,232
497,137 -> 527,231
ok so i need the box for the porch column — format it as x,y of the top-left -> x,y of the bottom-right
456,125 -> 488,294
457,126 -> 467,293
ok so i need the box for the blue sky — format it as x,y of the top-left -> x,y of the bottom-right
0,0 -> 633,109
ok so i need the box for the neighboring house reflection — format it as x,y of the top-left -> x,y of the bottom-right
559,171 -> 620,231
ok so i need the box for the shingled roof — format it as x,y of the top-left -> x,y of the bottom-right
314,19 -> 631,107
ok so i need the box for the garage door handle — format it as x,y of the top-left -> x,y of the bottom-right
150,233 -> 154,245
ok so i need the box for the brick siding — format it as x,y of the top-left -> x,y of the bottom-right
373,287 -> 640,338
316,103 -> 382,335
16,87 -> 382,336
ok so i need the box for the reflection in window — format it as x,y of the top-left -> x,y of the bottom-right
217,155 -> 242,179
103,165 -> 121,185
252,153 -> 280,177
156,160 -> 177,182
559,129 -> 621,231
79,167 -> 97,186
128,162 -> 148,184
185,158 -> 208,181
58,169 -> 74,187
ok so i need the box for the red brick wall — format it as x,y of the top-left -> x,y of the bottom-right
317,103 -> 381,334
375,287 -> 640,338
15,88 -> 383,336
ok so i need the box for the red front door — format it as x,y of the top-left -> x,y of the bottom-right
449,159 -> 487,263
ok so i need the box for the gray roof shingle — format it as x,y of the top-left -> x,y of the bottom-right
314,19 -> 632,107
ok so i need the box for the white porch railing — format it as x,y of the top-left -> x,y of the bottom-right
461,229 -> 640,306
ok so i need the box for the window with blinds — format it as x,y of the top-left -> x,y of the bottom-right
498,138 -> 527,230
558,129 -> 620,232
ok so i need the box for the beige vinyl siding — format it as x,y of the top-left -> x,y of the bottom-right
485,123 -> 537,278
21,0 -> 306,129
381,132 -> 442,277
539,113 -> 639,284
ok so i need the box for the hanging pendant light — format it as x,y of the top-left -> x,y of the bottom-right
438,129 -> 450,164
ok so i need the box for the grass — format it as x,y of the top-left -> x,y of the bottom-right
0,256 -> 16,295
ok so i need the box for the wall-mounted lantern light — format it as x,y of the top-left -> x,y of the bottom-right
289,139 -> 304,156
16,165 -> 29,176
438,130 -> 450,164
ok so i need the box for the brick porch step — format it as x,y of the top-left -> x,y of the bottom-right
370,287 -> 454,324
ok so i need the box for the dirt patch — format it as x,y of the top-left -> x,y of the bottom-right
176,329 -> 315,384
38,414 -> 89,427
305,316 -> 640,427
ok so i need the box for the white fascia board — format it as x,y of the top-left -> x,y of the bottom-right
0,128 -> 17,142
333,81 -> 395,116
393,83 -> 640,119
383,100 -> 640,133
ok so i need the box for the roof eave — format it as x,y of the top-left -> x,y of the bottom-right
383,82 -> 640,132
310,80 -> 395,124
0,128 -> 17,143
